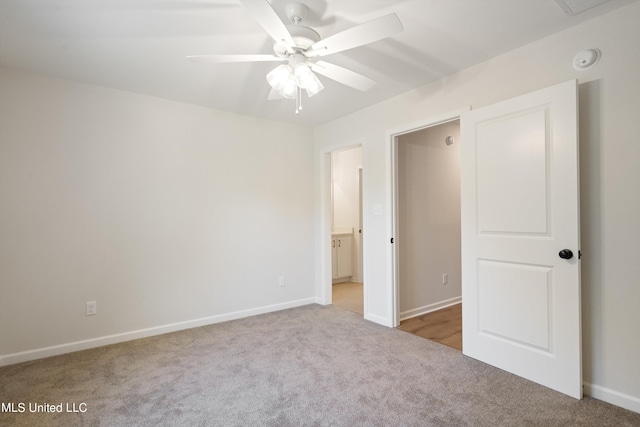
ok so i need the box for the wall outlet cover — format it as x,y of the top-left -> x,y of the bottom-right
86,301 -> 97,316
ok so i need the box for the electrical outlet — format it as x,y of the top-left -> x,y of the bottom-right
442,274 -> 448,285
279,276 -> 286,287
86,301 -> 97,316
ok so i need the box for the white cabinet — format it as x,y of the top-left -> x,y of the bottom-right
332,233 -> 352,280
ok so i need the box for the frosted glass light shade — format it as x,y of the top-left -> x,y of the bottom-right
294,62 -> 324,97
267,65 -> 292,91
305,73 -> 324,97
268,61 -> 323,101
279,76 -> 298,99
294,63 -> 313,88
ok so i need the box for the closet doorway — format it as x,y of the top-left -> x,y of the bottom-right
393,120 -> 462,350
330,146 -> 364,315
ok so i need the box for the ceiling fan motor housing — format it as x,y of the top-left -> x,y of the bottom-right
274,25 -> 321,56
272,2 -> 321,56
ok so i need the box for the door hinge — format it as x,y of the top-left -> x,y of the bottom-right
390,237 -> 394,244
579,250 -> 582,259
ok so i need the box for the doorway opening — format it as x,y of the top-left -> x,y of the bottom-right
329,145 -> 364,315
390,115 -> 464,351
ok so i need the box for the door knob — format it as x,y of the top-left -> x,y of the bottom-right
559,249 -> 574,260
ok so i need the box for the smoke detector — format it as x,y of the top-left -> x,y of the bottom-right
573,49 -> 601,71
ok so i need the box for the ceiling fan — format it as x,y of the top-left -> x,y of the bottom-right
187,0 -> 403,113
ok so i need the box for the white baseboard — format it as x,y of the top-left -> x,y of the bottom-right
364,312 -> 394,327
315,296 -> 329,305
0,297 -> 316,367
399,296 -> 462,321
583,382 -> 640,414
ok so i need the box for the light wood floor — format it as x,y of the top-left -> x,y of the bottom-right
332,282 -> 462,351
398,304 -> 462,351
332,282 -> 364,315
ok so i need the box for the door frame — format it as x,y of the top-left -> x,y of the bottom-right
386,107 -> 470,327
318,139 -> 366,313
358,167 -> 363,283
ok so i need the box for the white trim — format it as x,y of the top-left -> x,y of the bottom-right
314,296 -> 329,305
360,144 -> 369,319
0,297 -> 315,367
364,312 -> 394,327
583,382 -> 640,414
386,109 -> 472,139
399,297 -> 462,322
317,150 -> 333,306
317,138 -> 367,315
385,131 -> 398,326
386,107 -> 471,327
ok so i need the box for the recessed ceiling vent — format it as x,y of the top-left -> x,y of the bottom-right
555,0 -> 611,15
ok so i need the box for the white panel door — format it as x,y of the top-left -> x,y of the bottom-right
460,80 -> 581,398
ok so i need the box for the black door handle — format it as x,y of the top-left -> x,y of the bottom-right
559,249 -> 574,260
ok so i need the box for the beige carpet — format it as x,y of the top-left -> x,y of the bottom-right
1,304 -> 639,426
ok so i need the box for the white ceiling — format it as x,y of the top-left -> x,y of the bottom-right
0,0 -> 637,127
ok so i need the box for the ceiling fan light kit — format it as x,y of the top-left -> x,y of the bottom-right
266,54 -> 324,113
294,62 -> 324,95
186,0 -> 403,114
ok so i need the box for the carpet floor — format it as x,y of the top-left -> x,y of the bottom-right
1,304 -> 639,426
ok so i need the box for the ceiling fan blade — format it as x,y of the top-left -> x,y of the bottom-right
309,61 -> 376,91
239,0 -> 295,52
309,13 -> 403,57
186,54 -> 286,63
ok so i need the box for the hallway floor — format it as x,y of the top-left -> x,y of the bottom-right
397,304 -> 462,351
331,282 -> 363,315
332,282 -> 462,351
